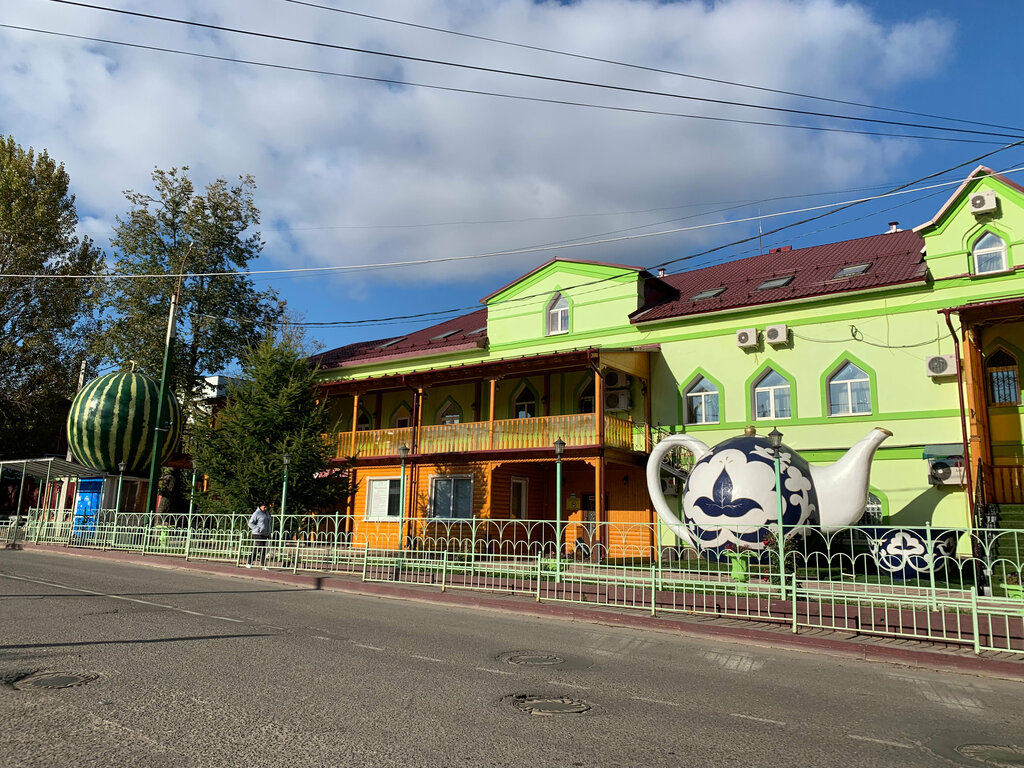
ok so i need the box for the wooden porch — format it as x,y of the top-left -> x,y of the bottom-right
332,413 -> 645,459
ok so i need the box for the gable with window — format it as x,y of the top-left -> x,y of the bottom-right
753,369 -> 791,420
546,292 -> 569,336
513,385 -> 537,419
391,402 -> 412,429
972,231 -> 1008,275
685,376 -> 719,424
986,348 -> 1020,406
828,361 -> 871,416
437,399 -> 461,425
430,475 -> 474,519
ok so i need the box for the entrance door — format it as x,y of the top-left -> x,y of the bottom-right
510,478 -> 528,520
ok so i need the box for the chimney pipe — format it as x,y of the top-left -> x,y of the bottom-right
657,268 -> 666,278
888,221 -> 899,234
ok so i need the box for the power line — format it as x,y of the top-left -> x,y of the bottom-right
40,1 -> 1024,142
282,0 -> 1024,134
4,23 -> 994,147
6,167 -> 1023,281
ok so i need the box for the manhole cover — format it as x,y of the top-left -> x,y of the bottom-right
13,672 -> 98,690
510,694 -> 591,716
956,745 -> 1024,767
503,653 -> 565,666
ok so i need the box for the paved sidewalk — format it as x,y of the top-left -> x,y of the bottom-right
18,543 -> 1024,682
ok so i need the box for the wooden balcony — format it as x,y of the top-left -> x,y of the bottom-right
332,413 -> 645,460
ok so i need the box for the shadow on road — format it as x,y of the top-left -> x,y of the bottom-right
0,632 -> 277,650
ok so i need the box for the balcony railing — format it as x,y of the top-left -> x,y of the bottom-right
333,413 -> 642,459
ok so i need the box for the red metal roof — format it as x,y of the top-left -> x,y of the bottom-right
310,308 -> 488,369
630,229 -> 927,324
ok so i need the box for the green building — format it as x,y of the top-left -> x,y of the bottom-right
313,166 -> 1024,557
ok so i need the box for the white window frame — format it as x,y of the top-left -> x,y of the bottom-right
364,477 -> 402,521
685,377 -> 719,425
510,477 -> 528,520
753,370 -> 791,420
546,293 -> 569,336
429,475 -> 474,520
972,231 -> 1008,275
828,362 -> 871,416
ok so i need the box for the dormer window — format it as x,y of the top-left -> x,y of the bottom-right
546,293 -> 569,336
831,263 -> 870,280
973,231 -> 1008,275
691,287 -> 726,301
756,276 -> 794,291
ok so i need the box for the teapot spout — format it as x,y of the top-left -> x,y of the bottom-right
809,427 -> 892,531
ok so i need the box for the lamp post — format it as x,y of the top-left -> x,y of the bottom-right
767,428 -> 787,600
113,461 -> 126,546
398,444 -> 410,552
281,453 -> 291,551
554,437 -> 566,582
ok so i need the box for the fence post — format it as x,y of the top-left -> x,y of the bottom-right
970,585 -> 981,655
471,516 -> 477,571
925,523 -> 938,613
361,546 -> 369,582
235,530 -> 243,566
441,550 -> 448,592
536,553 -> 542,602
791,572 -> 799,634
184,524 -> 192,561
293,538 -> 300,574
650,564 -> 656,616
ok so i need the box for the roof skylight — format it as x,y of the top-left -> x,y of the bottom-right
377,337 -> 406,349
832,263 -> 871,279
431,329 -> 459,341
691,287 -> 726,301
756,275 -> 794,290
468,326 -> 486,335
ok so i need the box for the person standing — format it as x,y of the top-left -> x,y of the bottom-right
246,503 -> 272,569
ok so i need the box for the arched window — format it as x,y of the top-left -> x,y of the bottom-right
828,362 -> 871,416
546,293 -> 569,336
578,381 -> 595,414
685,377 -> 719,424
438,401 -> 461,425
973,231 -> 1008,274
514,387 -> 536,419
392,404 -> 412,429
356,407 -> 372,431
753,369 -> 791,420
986,349 -> 1020,406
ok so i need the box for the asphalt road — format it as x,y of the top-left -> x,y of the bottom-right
0,550 -> 1021,768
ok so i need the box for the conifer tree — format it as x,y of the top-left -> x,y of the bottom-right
192,330 -> 351,521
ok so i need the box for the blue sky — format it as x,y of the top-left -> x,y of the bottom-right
2,0 -> 1024,367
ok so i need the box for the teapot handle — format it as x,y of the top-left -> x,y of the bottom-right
646,434 -> 709,549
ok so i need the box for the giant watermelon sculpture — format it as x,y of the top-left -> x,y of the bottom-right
67,371 -> 182,474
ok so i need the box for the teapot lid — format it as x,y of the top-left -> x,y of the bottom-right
743,425 -> 757,437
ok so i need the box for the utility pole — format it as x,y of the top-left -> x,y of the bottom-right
66,360 -> 87,461
144,244 -> 192,529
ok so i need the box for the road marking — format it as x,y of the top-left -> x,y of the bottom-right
350,641 -> 385,651
847,735 -> 913,749
632,696 -> 680,707
411,655 -> 444,663
553,681 -> 589,690
475,667 -> 514,676
0,573 -> 243,623
313,635 -> 331,641
731,713 -> 786,726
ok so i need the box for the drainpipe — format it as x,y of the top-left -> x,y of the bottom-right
942,309 -> 975,524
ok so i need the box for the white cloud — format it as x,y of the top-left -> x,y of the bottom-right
0,0 -> 956,302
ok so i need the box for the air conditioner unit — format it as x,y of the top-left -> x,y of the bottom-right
928,457 -> 966,486
925,354 -> 958,378
605,371 -> 633,390
969,190 -> 998,215
604,391 -> 632,412
660,476 -> 680,496
765,323 -> 788,346
736,328 -> 758,348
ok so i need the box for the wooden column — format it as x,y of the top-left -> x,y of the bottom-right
349,394 -> 359,457
488,379 -> 497,450
473,381 -> 482,423
642,377 -> 653,452
411,388 -> 423,453
594,369 -> 606,448
373,392 -> 383,430
963,326 -> 994,499
543,373 -> 551,417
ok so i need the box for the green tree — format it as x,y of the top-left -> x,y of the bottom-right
90,167 -> 285,415
0,136 -> 102,459
192,331 -> 351,520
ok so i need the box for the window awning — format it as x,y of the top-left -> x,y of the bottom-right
0,457 -> 109,480
922,443 -> 964,459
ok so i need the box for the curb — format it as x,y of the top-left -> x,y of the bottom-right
16,543 -> 1024,682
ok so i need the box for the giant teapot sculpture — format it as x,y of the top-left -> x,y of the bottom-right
646,426 -> 891,556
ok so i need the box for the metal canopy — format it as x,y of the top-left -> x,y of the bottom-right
0,457 -> 109,480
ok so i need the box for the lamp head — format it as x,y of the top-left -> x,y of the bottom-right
118,461 -> 127,473
553,437 -> 566,457
398,444 -> 410,460
767,428 -> 783,452
282,453 -> 291,466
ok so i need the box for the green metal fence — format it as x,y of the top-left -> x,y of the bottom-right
6,510 -> 1023,655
